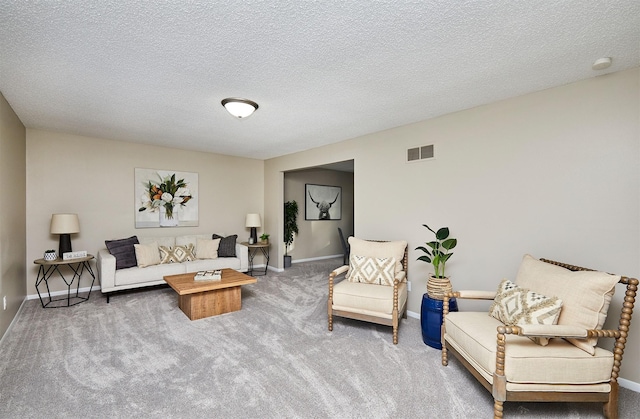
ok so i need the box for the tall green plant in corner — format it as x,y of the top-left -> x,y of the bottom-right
415,224 -> 457,278
284,200 -> 299,257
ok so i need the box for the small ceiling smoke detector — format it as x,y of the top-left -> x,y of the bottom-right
221,98 -> 259,118
592,57 -> 612,71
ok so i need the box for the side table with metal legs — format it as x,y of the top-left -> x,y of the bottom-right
241,242 -> 270,276
33,255 -> 96,308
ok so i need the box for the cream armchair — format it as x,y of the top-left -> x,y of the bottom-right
441,254 -> 638,419
328,238 -> 408,344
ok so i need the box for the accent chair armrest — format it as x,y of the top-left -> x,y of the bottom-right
451,290 -> 496,300
330,265 -> 349,277
516,324 -> 588,339
395,271 -> 406,283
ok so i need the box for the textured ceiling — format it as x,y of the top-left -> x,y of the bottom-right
1,1 -> 638,160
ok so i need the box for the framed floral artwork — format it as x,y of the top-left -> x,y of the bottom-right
135,168 -> 199,228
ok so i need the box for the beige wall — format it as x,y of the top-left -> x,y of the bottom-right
265,68 -> 640,383
0,92 -> 27,338
284,169 -> 354,261
26,129 -> 264,295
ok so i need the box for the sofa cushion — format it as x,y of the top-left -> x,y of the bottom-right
445,312 -> 614,385
159,244 -> 196,263
139,236 -> 175,249
489,279 -> 563,346
515,254 -> 620,354
115,262 -> 185,287
332,280 -> 407,318
212,234 -> 237,257
196,238 -> 221,259
134,241 -> 161,268
347,255 -> 396,285
346,238 -> 406,279
105,236 -> 139,270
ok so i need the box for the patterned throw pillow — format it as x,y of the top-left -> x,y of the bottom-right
347,255 -> 396,286
212,234 -> 237,257
105,236 -> 139,270
489,279 -> 563,346
159,244 -> 196,264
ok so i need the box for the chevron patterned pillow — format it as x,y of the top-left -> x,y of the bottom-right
347,255 -> 396,286
159,244 -> 196,264
489,279 -> 563,346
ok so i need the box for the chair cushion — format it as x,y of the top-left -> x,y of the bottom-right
347,255 -> 396,285
489,279 -> 563,346
445,312 -> 614,385
332,280 -> 407,318
346,238 -> 406,278
133,241 -> 161,268
515,254 -> 620,354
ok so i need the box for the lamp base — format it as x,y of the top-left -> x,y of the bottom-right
250,227 -> 258,244
59,234 -> 72,256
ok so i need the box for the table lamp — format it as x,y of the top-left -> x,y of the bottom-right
50,213 -> 80,256
245,213 -> 261,244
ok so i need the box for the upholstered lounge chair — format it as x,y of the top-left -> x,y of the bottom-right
328,237 -> 408,344
441,254 -> 637,419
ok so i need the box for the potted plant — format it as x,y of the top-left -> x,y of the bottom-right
44,249 -> 57,261
415,224 -> 457,299
283,200 -> 299,268
416,224 -> 458,349
259,233 -> 270,244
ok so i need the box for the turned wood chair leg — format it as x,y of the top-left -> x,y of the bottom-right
493,400 -> 504,418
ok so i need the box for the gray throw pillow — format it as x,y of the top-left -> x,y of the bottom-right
105,236 -> 139,270
212,234 -> 237,257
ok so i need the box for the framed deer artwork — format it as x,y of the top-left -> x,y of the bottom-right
305,184 -> 342,220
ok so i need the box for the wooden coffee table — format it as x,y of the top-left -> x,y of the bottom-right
164,269 -> 257,320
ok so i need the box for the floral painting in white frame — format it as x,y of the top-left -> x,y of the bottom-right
135,168 -> 199,228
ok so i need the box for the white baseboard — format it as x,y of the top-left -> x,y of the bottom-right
0,297 -> 28,346
26,285 -> 101,301
619,377 -> 640,393
292,254 -> 342,264
407,310 -> 419,319
261,255 -> 342,273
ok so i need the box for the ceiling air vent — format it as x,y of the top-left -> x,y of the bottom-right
407,144 -> 434,162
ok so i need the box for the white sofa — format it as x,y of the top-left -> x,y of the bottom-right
98,234 -> 248,301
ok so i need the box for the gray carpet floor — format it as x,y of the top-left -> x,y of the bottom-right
1,258 -> 638,418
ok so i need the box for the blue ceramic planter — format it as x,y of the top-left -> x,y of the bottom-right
421,294 -> 458,349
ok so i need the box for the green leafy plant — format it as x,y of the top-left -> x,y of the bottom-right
284,200 -> 299,256
260,233 -> 270,241
415,224 -> 457,278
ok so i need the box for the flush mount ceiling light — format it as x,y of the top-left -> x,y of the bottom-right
221,98 -> 259,118
592,57 -> 612,71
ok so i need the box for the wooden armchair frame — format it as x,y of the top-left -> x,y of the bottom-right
441,258 -> 638,419
328,242 -> 409,344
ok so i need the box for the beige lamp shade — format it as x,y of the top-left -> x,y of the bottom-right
50,213 -> 80,234
245,213 -> 261,228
